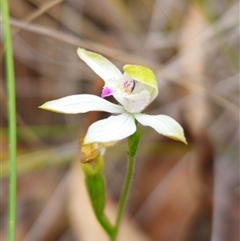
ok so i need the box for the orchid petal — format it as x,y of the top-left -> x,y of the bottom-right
77,48 -> 122,82
135,114 -> 187,144
84,113 -> 136,144
116,90 -> 151,113
123,65 -> 158,102
39,94 -> 124,114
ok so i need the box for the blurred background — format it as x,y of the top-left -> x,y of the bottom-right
1,0 -> 239,240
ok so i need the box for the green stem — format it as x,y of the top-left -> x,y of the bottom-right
2,1 -> 17,241
113,124 -> 141,240
82,125 -> 141,241
83,157 -> 115,239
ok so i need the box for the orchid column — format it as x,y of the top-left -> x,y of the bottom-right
40,48 -> 187,240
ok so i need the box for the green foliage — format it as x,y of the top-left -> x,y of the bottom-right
84,165 -> 115,238
85,173 -> 106,215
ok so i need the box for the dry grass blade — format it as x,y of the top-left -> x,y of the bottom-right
9,19 -> 159,67
12,0 -> 65,37
23,174 -> 69,241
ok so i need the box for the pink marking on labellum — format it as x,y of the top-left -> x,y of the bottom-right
123,80 -> 135,93
101,87 -> 115,98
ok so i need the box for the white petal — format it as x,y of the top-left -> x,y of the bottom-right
39,94 -> 124,114
114,90 -> 151,113
135,114 -> 187,144
77,48 -> 122,82
84,113 -> 136,144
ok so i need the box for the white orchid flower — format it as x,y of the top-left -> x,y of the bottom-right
39,48 -> 187,145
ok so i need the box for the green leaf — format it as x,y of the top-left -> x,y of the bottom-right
85,172 -> 115,237
85,173 -> 106,215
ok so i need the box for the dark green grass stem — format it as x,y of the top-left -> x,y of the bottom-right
2,1 -> 17,240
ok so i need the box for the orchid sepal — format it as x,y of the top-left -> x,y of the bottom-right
77,48 -> 122,82
135,114 -> 187,145
39,94 -> 124,114
83,113 -> 136,144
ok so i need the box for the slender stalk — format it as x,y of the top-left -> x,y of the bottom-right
2,1 -> 17,240
113,125 -> 141,241
114,152 -> 135,231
